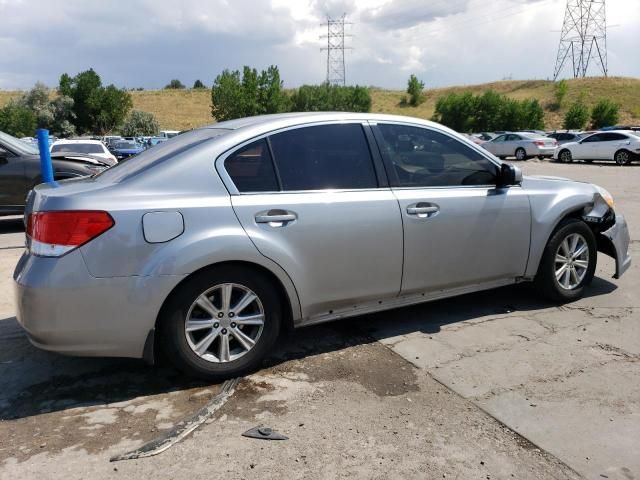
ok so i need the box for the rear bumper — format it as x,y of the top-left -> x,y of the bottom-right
598,214 -> 631,279
13,250 -> 185,358
529,145 -> 557,156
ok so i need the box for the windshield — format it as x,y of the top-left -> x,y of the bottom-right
51,143 -> 104,154
0,131 -> 40,155
95,128 -> 230,182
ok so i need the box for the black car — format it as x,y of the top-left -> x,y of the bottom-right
0,131 -> 110,216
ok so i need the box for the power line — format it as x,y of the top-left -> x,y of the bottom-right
320,14 -> 352,85
553,0 -> 608,80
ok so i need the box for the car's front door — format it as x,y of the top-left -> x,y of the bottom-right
574,133 -> 603,159
222,123 -> 403,321
0,147 -> 27,212
372,122 -> 531,295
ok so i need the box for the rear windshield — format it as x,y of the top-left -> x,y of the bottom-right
95,128 -> 230,182
113,141 -> 139,149
51,143 -> 104,154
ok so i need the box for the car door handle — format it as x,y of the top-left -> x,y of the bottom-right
406,204 -> 439,216
255,210 -> 297,225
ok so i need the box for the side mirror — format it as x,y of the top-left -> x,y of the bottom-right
0,149 -> 8,164
498,163 -> 522,187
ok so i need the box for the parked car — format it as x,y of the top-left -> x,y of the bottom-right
145,137 -> 169,148
547,132 -> 586,145
109,140 -> 145,161
482,132 -> 558,160
160,130 -> 180,139
51,139 -> 117,164
0,131 -> 109,216
554,131 -> 640,165
14,113 -> 630,380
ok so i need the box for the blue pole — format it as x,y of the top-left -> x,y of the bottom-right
36,128 -> 54,183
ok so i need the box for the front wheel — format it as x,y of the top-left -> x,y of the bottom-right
159,266 -> 282,380
559,149 -> 573,163
534,219 -> 596,302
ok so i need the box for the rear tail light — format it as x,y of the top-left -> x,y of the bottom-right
534,140 -> 546,146
26,211 -> 114,257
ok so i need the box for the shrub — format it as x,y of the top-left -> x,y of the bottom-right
406,74 -> 425,107
121,110 -> 160,137
211,65 -> 289,121
165,79 -> 186,89
590,99 -> 620,129
432,90 -> 545,132
289,83 -> 371,113
193,79 -> 206,89
552,79 -> 568,110
0,102 -> 37,137
563,99 -> 589,129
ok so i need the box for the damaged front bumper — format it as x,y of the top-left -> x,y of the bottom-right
598,214 -> 631,279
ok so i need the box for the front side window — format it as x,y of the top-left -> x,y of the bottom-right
582,134 -> 602,143
269,124 -> 378,191
376,124 -> 499,188
224,139 -> 278,193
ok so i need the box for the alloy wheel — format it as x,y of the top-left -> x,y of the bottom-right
560,150 -> 572,163
516,148 -> 526,160
554,233 -> 590,290
185,283 -> 265,363
615,151 -> 630,166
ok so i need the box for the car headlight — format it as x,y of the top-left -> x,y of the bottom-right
594,185 -> 615,209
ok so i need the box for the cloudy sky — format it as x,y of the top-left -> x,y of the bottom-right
0,0 -> 638,90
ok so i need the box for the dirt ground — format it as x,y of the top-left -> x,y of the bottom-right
0,159 -> 637,480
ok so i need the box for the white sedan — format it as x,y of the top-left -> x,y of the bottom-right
554,130 -> 640,165
50,140 -> 118,164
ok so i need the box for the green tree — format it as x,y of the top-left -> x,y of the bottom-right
406,74 -> 425,107
192,79 -> 206,89
121,110 -> 160,136
92,84 -> 133,135
431,92 -> 477,132
0,102 -> 37,137
590,99 -> 620,129
165,79 -> 186,89
553,79 -> 568,110
211,65 -> 289,121
563,98 -> 589,129
58,69 -> 132,134
520,99 -> 545,130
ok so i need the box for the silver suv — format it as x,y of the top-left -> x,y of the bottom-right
14,113 -> 631,380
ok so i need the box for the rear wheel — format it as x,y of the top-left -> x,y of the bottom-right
515,148 -> 527,161
615,150 -> 631,166
534,219 -> 596,302
559,149 -> 573,163
159,266 -> 282,380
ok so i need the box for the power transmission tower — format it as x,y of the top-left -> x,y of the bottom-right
553,0 -> 608,80
320,15 -> 352,85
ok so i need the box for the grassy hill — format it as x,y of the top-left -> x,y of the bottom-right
2,77 -> 638,131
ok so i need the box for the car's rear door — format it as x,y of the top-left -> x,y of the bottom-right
371,122 -> 531,295
222,122 -> 403,321
598,133 -> 630,159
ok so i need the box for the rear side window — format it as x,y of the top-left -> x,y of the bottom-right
225,139 -> 279,192
376,124 -> 499,188
269,124 -> 378,191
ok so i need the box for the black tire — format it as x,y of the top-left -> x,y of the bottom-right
159,265 -> 282,380
515,148 -> 527,161
558,149 -> 573,163
534,218 -> 597,302
614,149 -> 631,166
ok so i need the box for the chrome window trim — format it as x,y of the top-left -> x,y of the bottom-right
215,120 -> 384,196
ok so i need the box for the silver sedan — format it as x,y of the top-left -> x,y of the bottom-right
483,132 -> 558,160
14,113 -> 630,380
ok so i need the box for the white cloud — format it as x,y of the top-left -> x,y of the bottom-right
0,0 -> 637,90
